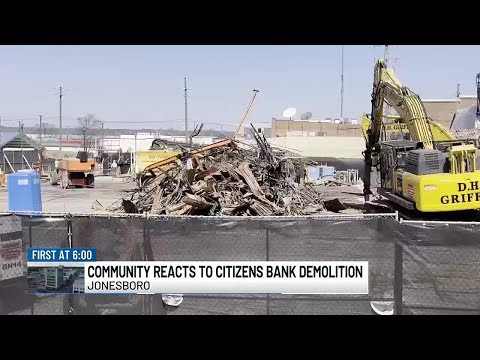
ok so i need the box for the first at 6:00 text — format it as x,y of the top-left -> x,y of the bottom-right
29,248 -> 95,261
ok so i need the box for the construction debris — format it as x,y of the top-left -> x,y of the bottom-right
323,199 -> 347,213
113,127 -> 325,216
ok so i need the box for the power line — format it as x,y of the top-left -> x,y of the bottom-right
0,115 -> 77,123
0,118 -> 236,128
19,122 -> 24,170
101,119 -> 185,124
59,86 -> 63,150
1,117 -> 47,123
0,115 -> 237,130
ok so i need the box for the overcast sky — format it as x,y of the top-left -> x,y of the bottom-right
0,45 -> 479,130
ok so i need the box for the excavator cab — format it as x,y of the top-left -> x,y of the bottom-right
375,139 -> 480,212
378,141 -> 419,206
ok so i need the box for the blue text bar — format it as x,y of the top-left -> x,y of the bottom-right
28,248 -> 97,262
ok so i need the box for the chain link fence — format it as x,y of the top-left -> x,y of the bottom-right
1,212 -> 480,315
394,220 -> 480,315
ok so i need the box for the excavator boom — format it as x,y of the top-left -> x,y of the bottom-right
368,60 -> 434,149
361,114 -> 458,143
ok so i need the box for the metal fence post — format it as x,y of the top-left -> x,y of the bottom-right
67,214 -> 73,248
266,228 -> 270,315
143,212 -> 156,315
28,216 -> 32,248
394,242 -> 403,315
143,212 -> 154,261
66,214 -> 75,315
28,216 -> 34,315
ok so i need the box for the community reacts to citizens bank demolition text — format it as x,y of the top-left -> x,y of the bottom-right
83,261 -> 369,294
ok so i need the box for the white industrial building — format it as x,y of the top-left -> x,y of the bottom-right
110,134 -> 220,153
43,266 -> 64,290
72,278 -> 85,293
27,132 -> 221,154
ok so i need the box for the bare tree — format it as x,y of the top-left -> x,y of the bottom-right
77,114 -> 102,152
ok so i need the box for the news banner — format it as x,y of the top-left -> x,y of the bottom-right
27,248 -> 369,294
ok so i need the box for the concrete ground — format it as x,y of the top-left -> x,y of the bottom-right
0,175 -> 137,214
0,174 -> 371,215
314,184 -> 365,205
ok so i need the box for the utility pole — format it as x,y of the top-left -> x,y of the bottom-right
59,86 -> 63,150
134,132 -> 138,175
38,115 -> 43,145
20,122 -> 24,170
341,45 -> 344,120
101,122 -> 104,155
184,77 -> 188,143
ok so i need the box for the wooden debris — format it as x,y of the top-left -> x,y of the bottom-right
114,126 -> 325,216
92,200 -> 106,211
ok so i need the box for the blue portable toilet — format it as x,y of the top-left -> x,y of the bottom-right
319,166 -> 336,182
6,170 -> 43,213
307,166 -> 320,182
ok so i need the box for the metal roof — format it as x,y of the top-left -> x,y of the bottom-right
0,131 -> 44,151
421,99 -> 460,103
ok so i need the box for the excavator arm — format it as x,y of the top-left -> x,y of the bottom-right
368,59 -> 434,149
364,59 -> 440,199
361,113 -> 458,143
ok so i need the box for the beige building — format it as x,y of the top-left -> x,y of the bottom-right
271,118 -> 363,138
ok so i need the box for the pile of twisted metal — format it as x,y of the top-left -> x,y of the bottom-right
114,128 -> 325,216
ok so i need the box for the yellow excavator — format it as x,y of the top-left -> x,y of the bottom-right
363,59 -> 480,212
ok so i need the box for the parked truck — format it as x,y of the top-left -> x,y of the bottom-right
49,151 -> 95,189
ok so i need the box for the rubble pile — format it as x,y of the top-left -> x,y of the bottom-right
117,130 -> 324,216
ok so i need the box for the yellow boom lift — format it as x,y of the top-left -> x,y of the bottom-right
363,59 -> 480,212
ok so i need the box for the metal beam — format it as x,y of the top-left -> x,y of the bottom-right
3,153 -> 14,172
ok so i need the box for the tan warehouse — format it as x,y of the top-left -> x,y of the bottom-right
271,95 -> 478,138
271,119 -> 363,138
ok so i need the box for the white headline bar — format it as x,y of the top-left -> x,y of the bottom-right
83,261 -> 369,294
